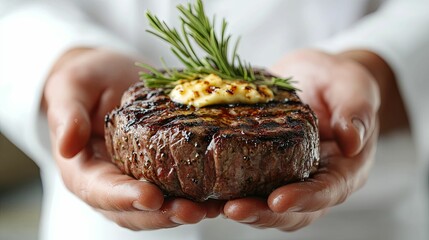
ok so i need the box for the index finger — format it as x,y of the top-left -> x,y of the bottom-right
44,65 -> 101,158
54,136 -> 165,212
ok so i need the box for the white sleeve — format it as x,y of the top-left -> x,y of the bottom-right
0,1 -> 138,166
316,0 -> 429,159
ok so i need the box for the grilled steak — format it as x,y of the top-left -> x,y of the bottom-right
105,79 -> 320,201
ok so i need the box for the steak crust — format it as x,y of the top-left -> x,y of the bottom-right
105,81 -> 320,201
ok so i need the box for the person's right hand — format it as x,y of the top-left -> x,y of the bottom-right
42,48 -> 223,230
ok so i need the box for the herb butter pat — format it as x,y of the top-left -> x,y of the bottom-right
169,74 -> 274,108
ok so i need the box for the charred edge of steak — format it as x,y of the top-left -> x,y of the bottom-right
105,82 -> 320,202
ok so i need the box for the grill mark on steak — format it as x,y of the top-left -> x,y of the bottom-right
105,81 -> 320,201
123,102 -> 310,131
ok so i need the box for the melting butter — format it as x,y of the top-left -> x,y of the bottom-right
169,74 -> 274,108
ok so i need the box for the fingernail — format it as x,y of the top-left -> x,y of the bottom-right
170,216 -> 186,225
352,118 -> 365,143
132,201 -> 150,211
239,216 -> 258,223
286,206 -> 303,212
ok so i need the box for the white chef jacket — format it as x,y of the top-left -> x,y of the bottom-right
1,0 -> 429,239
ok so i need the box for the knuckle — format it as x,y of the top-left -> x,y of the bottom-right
252,214 -> 285,230
313,178 -> 334,208
73,169 -> 101,209
113,216 -> 140,231
284,214 -> 314,232
268,215 -> 286,229
331,170 -> 353,205
313,168 -> 355,209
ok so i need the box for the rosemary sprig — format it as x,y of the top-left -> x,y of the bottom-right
138,0 -> 296,91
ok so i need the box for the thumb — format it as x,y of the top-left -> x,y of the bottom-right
47,100 -> 91,159
44,70 -> 99,159
326,65 -> 380,157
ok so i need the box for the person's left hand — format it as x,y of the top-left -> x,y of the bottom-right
222,49 -> 380,231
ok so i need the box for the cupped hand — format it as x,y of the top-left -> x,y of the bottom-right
43,48 -> 223,230
223,49 -> 380,231
272,49 -> 380,157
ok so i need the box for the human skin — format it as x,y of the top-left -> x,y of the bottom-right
43,49 -> 224,229
224,49 -> 381,229
42,48 -> 406,231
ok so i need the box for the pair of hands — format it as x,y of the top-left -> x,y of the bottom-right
42,48 -> 379,231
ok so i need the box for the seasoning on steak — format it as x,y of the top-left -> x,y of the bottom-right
104,80 -> 320,202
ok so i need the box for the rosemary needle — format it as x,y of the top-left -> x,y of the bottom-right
138,0 -> 296,91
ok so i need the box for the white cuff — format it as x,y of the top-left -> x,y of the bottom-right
314,0 -> 429,161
